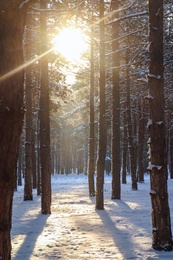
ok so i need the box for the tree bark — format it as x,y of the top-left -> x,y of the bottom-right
137,98 -> 145,182
40,0 -> 51,214
88,20 -> 95,197
111,0 -> 121,200
170,127 -> 173,179
0,2 -> 28,259
17,138 -> 23,186
125,49 -> 138,190
148,0 -> 172,250
96,0 -> 106,210
24,14 -> 33,200
122,104 -> 127,184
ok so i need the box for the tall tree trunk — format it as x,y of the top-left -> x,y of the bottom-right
88,21 -> 95,197
125,51 -> 138,190
96,0 -> 106,210
40,1 -> 51,214
137,97 -> 145,182
0,2 -> 28,259
148,0 -> 172,250
122,104 -> 127,184
32,128 -> 37,189
17,138 -> 23,186
170,127 -> 173,179
111,0 -> 121,200
24,14 -> 33,200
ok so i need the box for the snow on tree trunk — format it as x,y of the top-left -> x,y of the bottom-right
148,0 -> 173,251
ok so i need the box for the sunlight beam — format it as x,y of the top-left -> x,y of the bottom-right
0,48 -> 54,83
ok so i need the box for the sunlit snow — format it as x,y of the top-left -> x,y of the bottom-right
11,174 -> 173,259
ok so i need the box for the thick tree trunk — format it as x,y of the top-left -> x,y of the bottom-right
96,0 -> 106,210
111,0 -> 121,200
148,0 -> 172,250
0,2 -> 28,259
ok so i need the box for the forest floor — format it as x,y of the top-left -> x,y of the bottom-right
11,173 -> 173,260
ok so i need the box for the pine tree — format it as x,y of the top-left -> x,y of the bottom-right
148,0 -> 173,250
0,1 -> 31,258
40,0 -> 52,214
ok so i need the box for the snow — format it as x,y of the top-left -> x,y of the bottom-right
147,74 -> 161,80
11,174 -> 173,260
19,0 -> 30,9
147,163 -> 163,171
147,119 -> 153,128
145,94 -> 154,100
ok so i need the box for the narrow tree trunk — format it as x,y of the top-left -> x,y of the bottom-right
170,127 -> 173,179
96,0 -> 106,210
0,3 -> 28,259
125,51 -> 138,190
111,0 -> 121,200
88,21 -> 95,197
40,1 -> 51,214
137,98 -> 145,182
24,15 -> 33,200
122,105 -> 127,184
148,0 -> 172,250
17,138 -> 23,186
32,128 -> 37,189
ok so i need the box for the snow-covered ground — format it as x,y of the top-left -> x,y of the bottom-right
11,173 -> 173,259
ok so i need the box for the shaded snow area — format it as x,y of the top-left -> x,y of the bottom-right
12,174 -> 173,260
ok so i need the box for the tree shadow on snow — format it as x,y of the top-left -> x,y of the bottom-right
11,195 -> 52,260
96,208 -> 138,259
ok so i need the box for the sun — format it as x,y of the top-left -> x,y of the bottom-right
53,27 -> 88,62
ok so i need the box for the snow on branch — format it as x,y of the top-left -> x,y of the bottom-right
110,0 -> 136,14
147,119 -> 153,128
107,11 -> 148,25
147,137 -> 151,144
149,189 -> 157,195
19,0 -> 30,9
145,94 -> 154,100
147,119 -> 164,128
147,163 -> 163,171
156,121 -> 164,126
147,74 -> 162,80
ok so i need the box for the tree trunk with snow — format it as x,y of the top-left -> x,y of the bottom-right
148,0 -> 172,250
